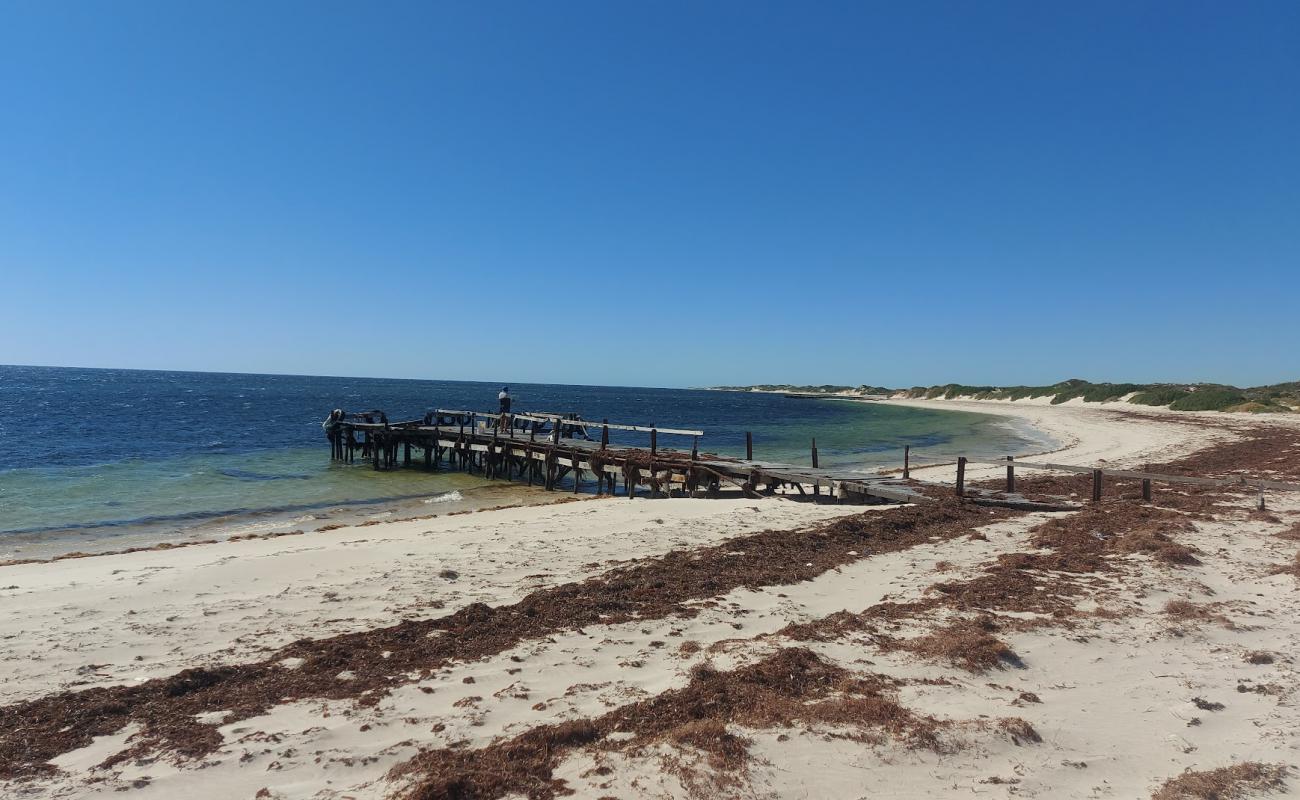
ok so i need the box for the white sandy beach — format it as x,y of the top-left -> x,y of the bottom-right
3,400 -> 1299,799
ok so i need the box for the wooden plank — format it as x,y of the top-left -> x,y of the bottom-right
436,410 -> 703,437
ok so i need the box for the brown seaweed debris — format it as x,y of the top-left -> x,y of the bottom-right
1159,426 -> 1300,481
1273,524 -> 1300,542
1151,762 -> 1288,800
1027,503 -> 1201,570
892,616 -> 1024,673
390,648 -> 941,800
781,500 -> 1201,658
782,605 -> 1027,673
1163,600 -> 1232,628
974,423 -> 1300,514
0,499 -> 998,779
1267,552 -> 1300,580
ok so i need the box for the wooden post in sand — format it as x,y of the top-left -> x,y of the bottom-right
650,426 -> 658,457
1092,469 -> 1103,502
903,445 -> 910,479
746,431 -> 753,461
956,457 -> 967,497
601,420 -> 609,449
1005,456 -> 1015,493
811,438 -> 819,468
1259,490 -> 1267,512
1142,478 -> 1152,502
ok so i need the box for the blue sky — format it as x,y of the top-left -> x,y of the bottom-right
1,1 -> 1297,388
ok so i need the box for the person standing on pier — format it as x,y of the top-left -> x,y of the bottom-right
497,387 -> 512,432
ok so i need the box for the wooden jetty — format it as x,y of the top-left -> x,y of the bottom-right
323,409 -> 923,504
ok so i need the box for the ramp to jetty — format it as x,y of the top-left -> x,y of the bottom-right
323,409 -> 921,505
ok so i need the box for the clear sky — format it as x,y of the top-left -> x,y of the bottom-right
1,1 -> 1297,388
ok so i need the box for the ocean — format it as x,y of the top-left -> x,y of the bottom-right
0,366 -> 1054,558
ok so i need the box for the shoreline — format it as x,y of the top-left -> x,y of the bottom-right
2,403 -> 1051,561
0,478 -> 554,562
0,399 -> 1244,563
874,395 -> 1259,482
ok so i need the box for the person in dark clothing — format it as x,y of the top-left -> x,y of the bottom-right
497,387 -> 512,431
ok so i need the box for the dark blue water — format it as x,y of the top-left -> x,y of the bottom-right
0,366 -> 1050,546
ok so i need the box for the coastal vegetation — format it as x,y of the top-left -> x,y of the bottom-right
711,384 -> 893,395
897,379 -> 1295,412
714,378 -> 1298,412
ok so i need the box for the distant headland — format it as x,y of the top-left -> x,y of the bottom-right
706,378 -> 1300,413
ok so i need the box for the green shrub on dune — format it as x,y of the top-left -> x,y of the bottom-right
1081,383 -> 1146,402
1129,388 -> 1190,406
1168,388 -> 1247,411
1005,386 -> 1056,401
1224,401 -> 1290,413
740,378 -> 1296,412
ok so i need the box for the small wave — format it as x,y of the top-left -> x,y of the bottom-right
0,492 -> 451,537
218,468 -> 311,482
422,490 -> 464,505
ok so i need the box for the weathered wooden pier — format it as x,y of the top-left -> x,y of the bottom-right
323,408 -> 922,504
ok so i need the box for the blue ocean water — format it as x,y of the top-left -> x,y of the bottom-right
0,366 -> 1052,550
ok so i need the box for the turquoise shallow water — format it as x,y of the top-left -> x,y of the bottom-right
0,366 -> 1054,555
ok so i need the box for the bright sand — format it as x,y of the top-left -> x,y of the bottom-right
4,399 -> 1299,798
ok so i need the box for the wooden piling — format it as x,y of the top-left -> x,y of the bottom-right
745,431 -> 753,461
1005,455 -> 1015,493
811,438 -> 819,469
903,445 -> 910,479
1092,469 -> 1103,502
956,456 -> 966,497
1142,478 -> 1152,501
